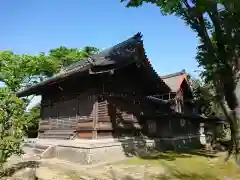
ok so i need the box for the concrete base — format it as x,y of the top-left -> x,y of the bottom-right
25,135 -> 202,165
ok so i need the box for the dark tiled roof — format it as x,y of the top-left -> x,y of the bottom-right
62,32 -> 144,72
17,33 -> 170,97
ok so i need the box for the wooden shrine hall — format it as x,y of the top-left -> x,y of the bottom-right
17,33 -> 200,140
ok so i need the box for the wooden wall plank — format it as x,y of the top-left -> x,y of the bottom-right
77,131 -> 93,139
97,131 -> 113,138
77,121 -> 93,128
96,122 -> 113,130
97,99 -> 111,122
38,124 -> 51,130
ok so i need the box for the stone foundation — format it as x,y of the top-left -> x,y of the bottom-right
158,135 -> 203,150
25,135 -> 202,165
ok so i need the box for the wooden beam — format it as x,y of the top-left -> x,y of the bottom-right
92,95 -> 98,139
96,122 -> 113,130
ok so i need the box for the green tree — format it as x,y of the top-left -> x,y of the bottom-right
0,87 -> 27,167
0,46 -> 98,92
24,105 -> 40,138
0,51 -> 59,92
0,45 -> 99,127
0,46 -> 98,167
49,46 -> 98,69
189,75 -> 224,116
120,0 -> 240,162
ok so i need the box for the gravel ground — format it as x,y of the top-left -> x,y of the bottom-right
3,156 -> 165,180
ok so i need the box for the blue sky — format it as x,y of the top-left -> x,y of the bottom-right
0,0 -> 200,108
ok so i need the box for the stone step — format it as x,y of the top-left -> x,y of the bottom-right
23,143 -> 50,157
39,133 -> 73,137
38,130 -> 75,140
39,136 -> 71,140
22,148 -> 45,159
33,148 -> 45,155
43,130 -> 75,135
24,143 -> 49,150
38,134 -> 72,140
47,129 -> 75,130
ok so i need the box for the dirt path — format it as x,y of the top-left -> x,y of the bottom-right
6,152 -> 233,180
4,152 -> 167,180
34,158 -> 165,180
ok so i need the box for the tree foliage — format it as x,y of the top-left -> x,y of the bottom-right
24,105 -> 40,132
0,46 -> 98,166
48,46 -> 98,69
189,75 -> 224,116
0,46 -> 98,92
120,0 -> 240,162
0,88 -> 27,166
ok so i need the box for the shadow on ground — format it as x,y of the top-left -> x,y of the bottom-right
155,171 -> 220,180
153,160 -> 221,180
0,161 -> 40,178
139,148 -> 219,161
140,150 -> 192,161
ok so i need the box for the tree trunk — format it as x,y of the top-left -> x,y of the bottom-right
216,79 -> 240,162
233,80 -> 240,163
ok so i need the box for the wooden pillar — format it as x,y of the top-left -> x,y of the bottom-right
92,95 -> 98,139
168,118 -> 172,136
169,118 -> 176,150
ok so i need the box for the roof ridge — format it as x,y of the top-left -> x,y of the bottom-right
62,32 -> 143,72
161,70 -> 186,79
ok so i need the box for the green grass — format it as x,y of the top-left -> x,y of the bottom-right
125,150 -> 240,180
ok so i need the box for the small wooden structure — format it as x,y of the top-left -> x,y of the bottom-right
158,71 -> 193,113
17,33 -> 200,140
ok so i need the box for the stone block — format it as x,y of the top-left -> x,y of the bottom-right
41,145 -> 56,159
26,135 -> 202,165
56,146 -> 90,164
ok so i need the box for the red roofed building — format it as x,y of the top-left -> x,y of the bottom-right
158,70 -> 194,114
